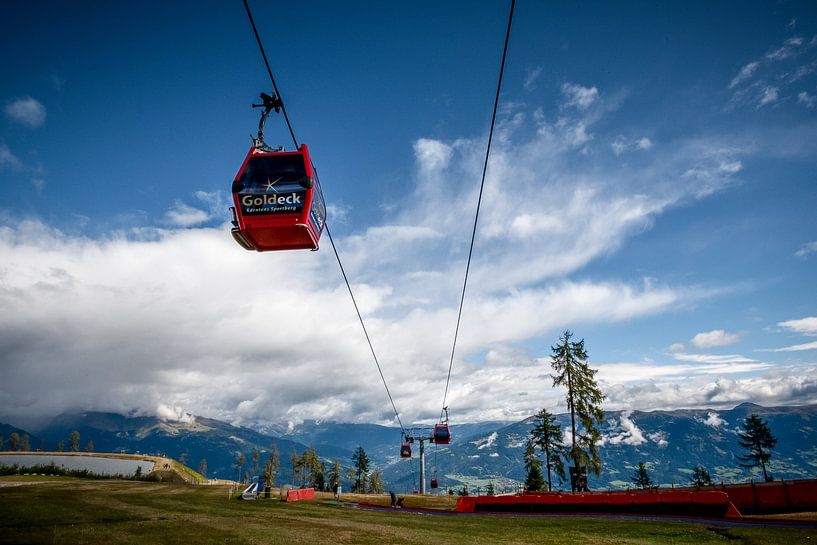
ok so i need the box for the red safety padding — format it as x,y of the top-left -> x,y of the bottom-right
285,487 -> 315,502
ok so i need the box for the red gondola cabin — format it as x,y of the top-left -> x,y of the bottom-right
400,443 -> 412,458
230,144 -> 326,251
433,424 -> 451,445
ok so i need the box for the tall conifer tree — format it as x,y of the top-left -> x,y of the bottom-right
737,413 -> 777,482
523,440 -> 545,492
550,330 -> 605,490
531,408 -> 566,491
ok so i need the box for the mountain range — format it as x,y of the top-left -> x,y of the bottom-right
2,403 -> 815,492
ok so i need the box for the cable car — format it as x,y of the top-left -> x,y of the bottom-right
400,443 -> 412,458
229,144 -> 326,251
433,424 -> 451,445
430,478 -> 439,489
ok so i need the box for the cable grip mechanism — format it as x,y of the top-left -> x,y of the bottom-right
252,92 -> 284,152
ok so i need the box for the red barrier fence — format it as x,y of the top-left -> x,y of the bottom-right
285,487 -> 315,502
454,479 -> 817,517
455,489 -> 738,518
711,479 -> 817,514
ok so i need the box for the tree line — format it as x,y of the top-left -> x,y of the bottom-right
523,330 -> 781,492
224,443 -> 384,493
1,430 -> 92,453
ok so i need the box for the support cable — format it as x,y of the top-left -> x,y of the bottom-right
326,225 -> 405,432
241,0 -> 405,432
440,0 -> 516,421
242,0 -> 299,148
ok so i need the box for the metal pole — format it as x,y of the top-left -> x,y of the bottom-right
419,439 -> 426,494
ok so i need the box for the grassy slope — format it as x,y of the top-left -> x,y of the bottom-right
0,477 -> 814,545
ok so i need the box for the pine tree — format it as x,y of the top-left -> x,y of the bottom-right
300,448 -> 324,490
523,440 -> 545,492
690,465 -> 713,487
263,444 -> 279,487
198,458 -> 208,478
531,408 -> 566,491
352,446 -> 369,493
69,431 -> 80,452
84,440 -> 93,452
486,482 -> 495,495
368,468 -> 384,493
328,459 -> 342,493
57,440 -> 65,452
550,330 -> 605,490
9,432 -> 19,451
21,434 -> 30,451
313,461 -> 326,491
631,462 -> 652,489
737,413 -> 777,482
234,452 -> 245,483
251,448 -> 261,477
290,453 -> 300,486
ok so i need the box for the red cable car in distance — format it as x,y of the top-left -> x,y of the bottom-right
400,443 -> 412,458
230,144 -> 326,251
433,424 -> 451,445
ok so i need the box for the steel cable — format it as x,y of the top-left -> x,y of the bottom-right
241,0 -> 405,432
440,0 -> 516,421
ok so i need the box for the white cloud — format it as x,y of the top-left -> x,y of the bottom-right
477,432 -> 498,450
727,35 -> 817,110
795,241 -> 817,258
4,97 -> 47,128
561,83 -> 598,110
0,144 -> 21,170
758,86 -> 779,107
164,192 -> 223,227
524,67 -> 543,92
165,202 -> 210,226
799,92 -> 817,108
611,135 -> 653,155
156,403 -> 196,424
604,366 -> 817,411
648,431 -> 668,448
603,411 -> 647,446
691,329 -> 741,348
758,341 -> 817,352
0,220 -> 701,424
718,160 -> 742,174
729,62 -> 760,88
699,411 -> 726,428
681,148 -> 744,198
778,317 -> 817,336
413,138 -> 452,172
766,37 -> 804,61
668,343 -> 685,353
672,352 -> 757,365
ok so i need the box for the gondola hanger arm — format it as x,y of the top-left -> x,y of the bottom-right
251,92 -> 284,152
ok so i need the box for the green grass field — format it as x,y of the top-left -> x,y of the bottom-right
1,476 -> 815,545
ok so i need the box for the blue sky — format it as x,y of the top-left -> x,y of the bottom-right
1,1 -> 816,429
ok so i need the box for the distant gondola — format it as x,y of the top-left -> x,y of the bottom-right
433,424 -> 451,445
400,443 -> 412,458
